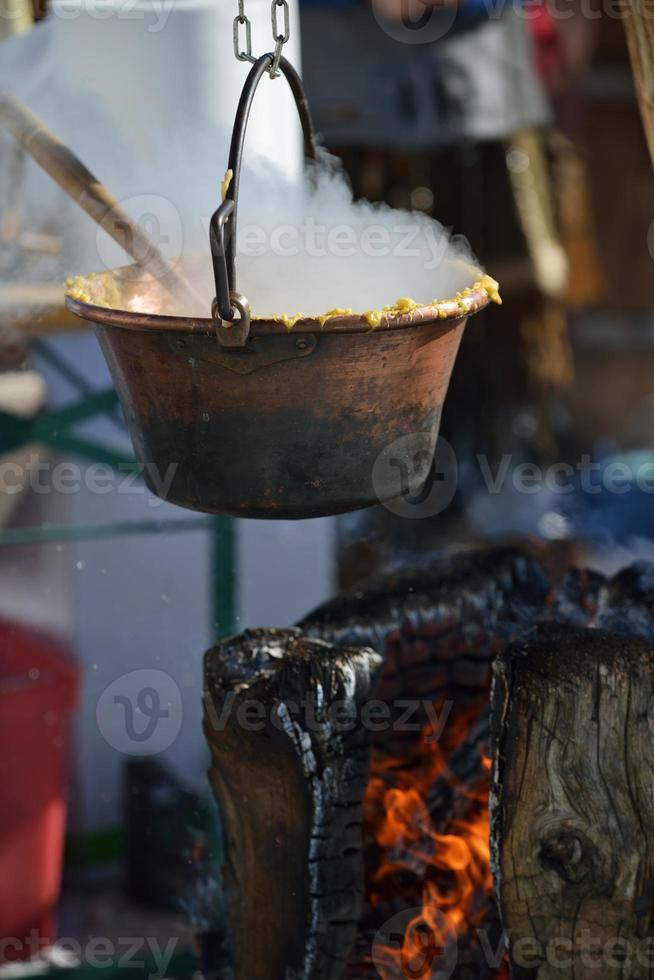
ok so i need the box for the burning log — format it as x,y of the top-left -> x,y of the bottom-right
203,628 -> 383,980
200,550 -> 642,980
424,707 -> 491,826
356,703 -> 501,980
301,548 -> 552,656
301,547 -> 551,760
302,549 -> 547,979
306,552 -> 654,978
491,623 -> 654,979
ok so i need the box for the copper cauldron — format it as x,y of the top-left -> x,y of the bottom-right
65,55 -> 496,519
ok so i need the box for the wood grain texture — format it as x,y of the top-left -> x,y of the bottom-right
203,628 -> 383,980
491,623 -> 654,979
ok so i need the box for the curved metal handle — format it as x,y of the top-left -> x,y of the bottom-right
210,53 -> 318,344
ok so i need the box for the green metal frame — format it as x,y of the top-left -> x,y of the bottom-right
0,382 -> 236,639
0,388 -> 135,469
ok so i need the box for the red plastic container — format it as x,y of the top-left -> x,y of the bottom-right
0,620 -> 79,960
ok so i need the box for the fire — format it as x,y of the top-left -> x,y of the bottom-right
362,703 -> 507,979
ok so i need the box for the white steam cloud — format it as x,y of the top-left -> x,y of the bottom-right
1,17 -> 480,320
228,152 -> 479,317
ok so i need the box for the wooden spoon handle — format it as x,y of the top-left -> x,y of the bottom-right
0,92 -> 203,312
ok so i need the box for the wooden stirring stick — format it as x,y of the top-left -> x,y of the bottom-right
0,92 -> 204,312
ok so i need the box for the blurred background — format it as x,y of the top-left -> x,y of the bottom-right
0,0 -> 652,975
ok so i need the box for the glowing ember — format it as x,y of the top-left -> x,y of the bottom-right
362,702 -> 507,979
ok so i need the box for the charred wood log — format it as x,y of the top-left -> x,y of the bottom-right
491,623 -> 654,980
593,560 -> 654,639
301,548 -> 551,657
203,628 -> 383,980
301,548 -> 551,759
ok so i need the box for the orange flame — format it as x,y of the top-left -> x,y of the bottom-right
363,703 -> 504,979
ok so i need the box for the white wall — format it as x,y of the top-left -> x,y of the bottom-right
237,517 -> 335,628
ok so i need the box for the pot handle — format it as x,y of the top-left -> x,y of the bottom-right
209,53 -> 318,346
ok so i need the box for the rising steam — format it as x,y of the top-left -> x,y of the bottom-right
1,21 -> 484,320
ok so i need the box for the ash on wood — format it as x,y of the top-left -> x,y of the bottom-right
491,623 -> 654,980
203,628 -> 383,980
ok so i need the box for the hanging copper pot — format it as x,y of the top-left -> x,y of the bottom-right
65,54 -> 496,519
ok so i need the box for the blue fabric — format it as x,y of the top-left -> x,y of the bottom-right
299,0 -> 508,31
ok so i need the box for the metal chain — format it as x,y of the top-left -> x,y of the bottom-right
269,0 -> 290,78
233,0 -> 255,64
233,0 -> 290,78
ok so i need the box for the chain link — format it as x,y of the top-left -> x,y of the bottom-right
269,0 -> 290,78
233,0 -> 290,78
233,0 -> 255,63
